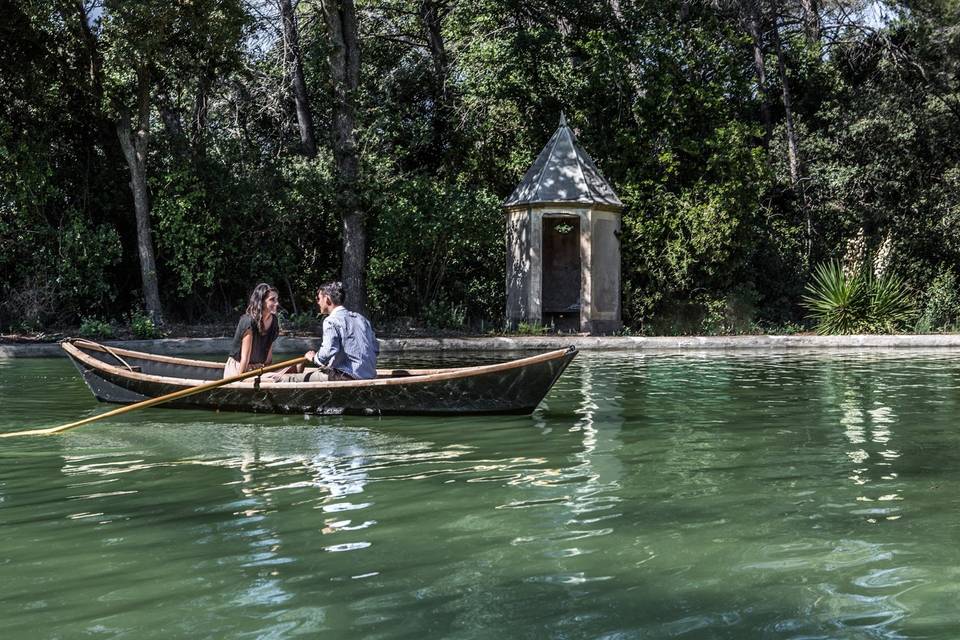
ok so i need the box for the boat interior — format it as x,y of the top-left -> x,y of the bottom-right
65,339 -> 472,382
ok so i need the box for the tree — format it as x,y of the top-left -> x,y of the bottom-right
78,0 -> 248,324
321,0 -> 367,313
4,0 -> 960,335
280,0 -> 318,157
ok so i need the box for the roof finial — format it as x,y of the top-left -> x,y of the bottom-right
559,111 -> 567,127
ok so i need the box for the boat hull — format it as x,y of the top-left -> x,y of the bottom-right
63,339 -> 577,416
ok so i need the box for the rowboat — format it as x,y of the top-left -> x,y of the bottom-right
62,339 -> 578,416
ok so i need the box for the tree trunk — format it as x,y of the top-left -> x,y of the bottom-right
341,206 -> 367,314
159,93 -> 190,160
607,0 -> 647,128
191,64 -> 215,157
744,0 -> 772,147
68,2 -> 163,322
799,0 -> 821,43
66,1 -> 116,203
116,64 -> 164,325
322,0 -> 366,314
280,0 -> 318,158
771,13 -> 800,185
69,1 -> 104,95
770,11 -> 811,265
419,1 -> 449,97
418,0 -> 451,163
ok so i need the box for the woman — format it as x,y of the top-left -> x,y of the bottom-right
224,283 -> 281,378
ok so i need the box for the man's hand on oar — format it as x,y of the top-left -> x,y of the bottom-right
0,356 -> 309,438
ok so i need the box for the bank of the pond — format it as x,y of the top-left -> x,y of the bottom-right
5,333 -> 960,357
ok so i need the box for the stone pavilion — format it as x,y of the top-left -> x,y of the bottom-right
503,114 -> 624,334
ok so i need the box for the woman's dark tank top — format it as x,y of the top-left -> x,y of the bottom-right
230,314 -> 279,363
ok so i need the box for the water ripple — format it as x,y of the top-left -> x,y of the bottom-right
3,351 -> 960,637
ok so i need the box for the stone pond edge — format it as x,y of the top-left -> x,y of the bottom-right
5,334 -> 960,358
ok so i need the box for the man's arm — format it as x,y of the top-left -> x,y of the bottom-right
306,318 -> 341,367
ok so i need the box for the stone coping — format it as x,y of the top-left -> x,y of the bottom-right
5,334 -> 960,358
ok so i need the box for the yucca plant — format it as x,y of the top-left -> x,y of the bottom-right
803,261 -> 916,335
864,270 -> 916,333
803,261 -> 867,335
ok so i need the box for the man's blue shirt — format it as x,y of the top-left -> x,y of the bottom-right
312,306 -> 379,379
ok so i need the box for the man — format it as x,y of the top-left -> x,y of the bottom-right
303,281 -> 379,380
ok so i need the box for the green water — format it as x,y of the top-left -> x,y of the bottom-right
2,351 -> 960,639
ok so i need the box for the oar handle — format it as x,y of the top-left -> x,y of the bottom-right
1,355 -> 310,438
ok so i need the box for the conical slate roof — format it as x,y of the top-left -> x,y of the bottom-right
503,114 -> 623,209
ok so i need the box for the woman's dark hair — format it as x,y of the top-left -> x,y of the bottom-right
246,283 -> 279,333
317,281 -> 345,306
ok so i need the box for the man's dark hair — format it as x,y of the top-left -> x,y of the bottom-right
318,281 -> 345,306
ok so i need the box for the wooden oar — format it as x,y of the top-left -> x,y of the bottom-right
0,356 -> 309,438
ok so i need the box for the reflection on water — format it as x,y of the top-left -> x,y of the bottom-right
839,382 -> 903,522
3,352 -> 960,638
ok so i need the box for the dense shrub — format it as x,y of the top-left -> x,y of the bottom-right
917,269 -> 960,333
79,317 -> 115,339
3,1 -> 960,336
424,298 -> 467,330
128,310 -> 163,339
280,310 -> 320,333
366,176 -> 502,325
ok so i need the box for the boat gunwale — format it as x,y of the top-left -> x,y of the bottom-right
70,338 -> 225,369
67,338 -> 469,377
62,339 -> 576,391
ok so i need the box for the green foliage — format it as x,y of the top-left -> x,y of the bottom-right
864,270 -> 917,333
79,318 -> 115,339
13,314 -> 43,334
515,322 -> 546,336
280,310 -> 320,332
700,300 -> 728,335
151,168 -> 220,296
0,207 -> 121,329
803,262 -> 865,335
917,269 -> 960,332
128,310 -> 162,339
424,298 -> 466,330
57,214 -> 123,313
201,154 -> 340,316
699,289 -> 760,336
620,120 -> 772,330
366,175 -> 502,324
803,262 -> 916,335
751,320 -> 807,336
3,0 -> 960,336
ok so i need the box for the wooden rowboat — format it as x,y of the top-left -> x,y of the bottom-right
62,339 -> 578,416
